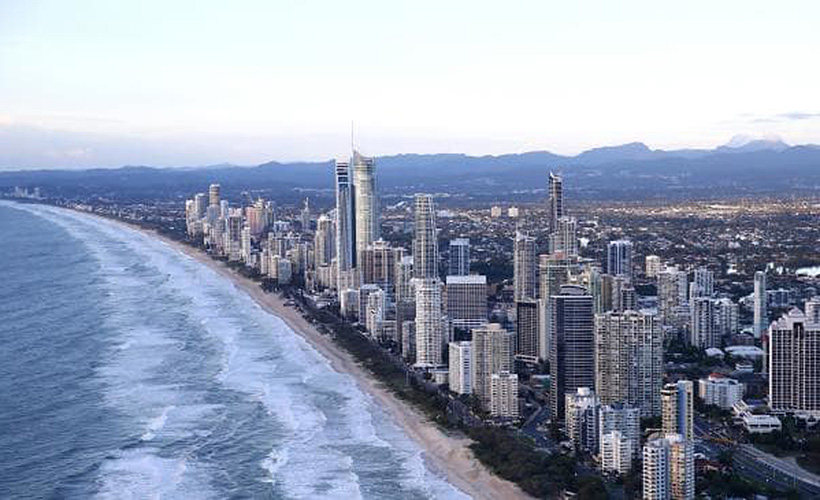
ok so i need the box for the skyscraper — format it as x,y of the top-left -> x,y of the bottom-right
595,311 -> 663,417
413,194 -> 438,279
335,160 -> 355,286
658,267 -> 688,327
549,216 -> 578,256
353,151 -> 379,260
565,387 -> 600,453
549,284 -> 595,420
690,297 -> 717,349
448,238 -> 470,276
643,434 -> 695,500
661,381 -> 694,442
208,183 -> 221,207
754,270 -> 768,338
548,172 -> 563,233
691,267 -> 714,298
314,214 -> 335,268
414,278 -> 444,368
515,299 -> 540,363
490,372 -> 519,419
513,231 -> 537,302
359,240 -> 403,300
606,239 -> 633,278
539,253 -> 578,361
471,323 -> 514,407
445,274 -> 488,331
599,403 -> 641,464
448,341 -> 472,395
768,308 -> 820,413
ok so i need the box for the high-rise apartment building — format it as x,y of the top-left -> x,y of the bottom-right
539,252 -> 579,361
549,284 -> 595,420
448,341 -> 472,395
606,239 -> 633,278
513,231 -> 537,302
595,311 -> 663,417
448,238 -> 470,276
490,371 -> 519,419
314,214 -> 335,268
645,255 -> 663,278
565,387 -> 600,454
754,271 -> 768,338
768,308 -> 820,413
414,278 -> 444,368
599,403 -> 641,463
548,172 -> 563,232
359,240 -> 403,300
690,297 -> 718,349
471,323 -> 514,407
208,183 -> 221,207
550,216 -> 578,256
661,381 -> 694,441
643,434 -> 694,500
445,275 -> 487,331
515,299 -> 540,363
413,194 -> 438,279
335,160 -> 355,286
353,151 -> 379,261
658,267 -> 688,327
691,267 -> 714,298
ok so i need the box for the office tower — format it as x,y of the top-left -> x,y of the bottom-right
595,311 -> 663,417
414,278 -> 444,368
661,381 -> 694,441
806,296 -> 820,323
606,239 -> 633,278
565,387 -> 600,454
691,267 -> 714,298
599,403 -> 641,462
645,255 -> 662,278
643,434 -> 694,500
690,297 -> 717,349
471,323 -> 514,407
490,372 -> 519,418
549,284 -> 595,420
413,194 -> 438,279
515,299 -> 539,363
658,267 -> 688,326
548,172 -> 563,232
208,183 -> 221,207
448,238 -> 470,276
335,160 -> 355,286
352,151 -> 378,258
768,308 -> 820,413
449,341 -> 472,395
359,240 -> 403,300
445,275 -> 488,331
754,271 -> 768,338
601,431 -> 633,475
714,298 -> 739,339
550,216 -> 578,256
314,214 -> 335,268
513,231 -> 537,301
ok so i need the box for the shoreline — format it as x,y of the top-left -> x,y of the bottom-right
120,222 -> 531,499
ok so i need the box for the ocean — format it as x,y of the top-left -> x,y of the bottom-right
0,201 -> 467,500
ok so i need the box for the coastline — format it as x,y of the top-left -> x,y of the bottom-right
120,221 -> 531,500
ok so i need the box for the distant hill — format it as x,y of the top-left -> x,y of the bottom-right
2,139 -> 820,203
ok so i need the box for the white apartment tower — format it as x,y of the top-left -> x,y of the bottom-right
352,151 -> 379,260
471,323 -> 514,407
768,308 -> 820,414
490,371 -> 519,419
414,278 -> 444,368
661,381 -> 694,442
754,270 -> 768,338
448,341 -> 472,395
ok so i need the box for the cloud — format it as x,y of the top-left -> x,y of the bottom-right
751,112 -> 820,123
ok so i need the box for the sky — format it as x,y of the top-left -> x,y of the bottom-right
1,0 -> 819,169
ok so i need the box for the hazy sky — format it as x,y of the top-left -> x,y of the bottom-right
1,0 -> 819,168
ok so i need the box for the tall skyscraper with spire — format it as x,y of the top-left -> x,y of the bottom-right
413,194 -> 438,279
352,151 -> 378,261
335,159 -> 355,286
548,172 -> 563,232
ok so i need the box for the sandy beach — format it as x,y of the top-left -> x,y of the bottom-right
129,224 -> 531,500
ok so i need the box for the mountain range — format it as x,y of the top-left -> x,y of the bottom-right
2,136 -> 819,203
